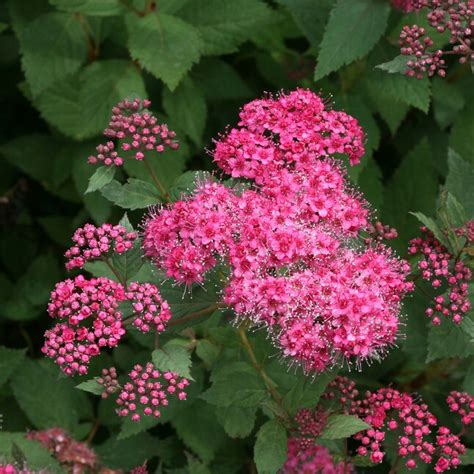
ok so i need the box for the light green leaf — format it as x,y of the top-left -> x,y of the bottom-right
152,341 -> 193,379
196,339 -> 220,367
126,12 -> 202,90
254,419 -> 288,474
410,212 -> 449,248
320,414 -> 370,439
375,55 -> 411,74
163,77 -> 207,146
18,12 -> 87,96
177,0 -> 277,56
460,448 -> 474,465
215,405 -> 257,438
86,166 -> 116,194
0,347 -> 26,387
315,0 -> 390,80
76,378 -> 104,396
101,179 -> 162,210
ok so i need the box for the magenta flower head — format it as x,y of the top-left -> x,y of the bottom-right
42,275 -> 126,375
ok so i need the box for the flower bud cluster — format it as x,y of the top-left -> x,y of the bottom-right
88,98 -> 179,166
65,223 -> 137,270
447,390 -> 474,425
409,227 -> 472,325
116,362 -> 189,422
97,367 -> 120,398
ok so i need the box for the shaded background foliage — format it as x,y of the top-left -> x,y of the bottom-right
0,0 -> 473,472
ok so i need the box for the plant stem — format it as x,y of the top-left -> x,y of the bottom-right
238,325 -> 286,412
103,257 -> 127,287
142,156 -> 169,200
86,419 -> 101,444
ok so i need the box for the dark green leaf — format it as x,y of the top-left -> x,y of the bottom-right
50,0 -> 124,16
101,179 -> 162,209
445,149 -> 474,218
85,166 -> 115,194
76,378 -> 104,395
254,419 -> 288,474
152,341 -> 193,379
320,414 -> 370,439
0,347 -> 26,387
375,55 -> 410,74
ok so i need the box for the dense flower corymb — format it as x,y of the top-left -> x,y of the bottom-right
144,89 -> 413,374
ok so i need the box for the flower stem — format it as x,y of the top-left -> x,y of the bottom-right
103,257 -> 127,287
142,156 -> 169,200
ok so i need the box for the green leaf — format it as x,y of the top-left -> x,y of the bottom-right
79,60 -> 147,138
163,77 -> 207,146
427,319 -> 474,362
11,360 -> 80,431
152,341 -> 193,379
112,238 -> 143,283
169,171 -> 212,201
126,12 -> 202,90
18,12 -> 87,96
358,159 -> 383,212
95,432 -> 160,470
410,212 -> 449,248
445,149 -> 474,218
320,414 -> 370,439
315,0 -> 390,80
101,179 -> 162,210
443,192 -> 468,228
0,347 -> 26,387
191,58 -> 252,100
85,166 -> 116,194
177,0 -> 277,56
375,55 -> 410,74
171,400 -> 226,463
76,378 -> 104,396
0,433 -> 62,472
383,139 -> 438,251
433,79 -> 465,130
460,448 -> 474,465
202,363 -> 266,408
450,98 -> 474,163
196,339 -> 220,367
254,419 -> 288,474
50,0 -> 124,16
215,405 -> 257,438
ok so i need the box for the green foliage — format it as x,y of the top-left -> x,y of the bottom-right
1,0 -> 474,472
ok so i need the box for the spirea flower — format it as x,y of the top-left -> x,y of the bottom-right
42,275 -> 126,375
391,0 -> 420,12
125,282 -> 172,333
88,98 -> 179,166
116,362 -> 189,422
65,223 -> 137,270
447,391 -> 474,425
143,89 -> 413,374
283,440 -> 349,473
409,227 -> 472,325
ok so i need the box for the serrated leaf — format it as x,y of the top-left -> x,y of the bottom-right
177,0 -> 277,56
450,98 -> 474,164
0,347 -> 26,387
254,419 -> 288,474
433,79 -> 465,130
376,55 -> 411,74
171,400 -> 226,463
196,339 -> 220,367
445,149 -> 474,219
320,414 -> 370,439
427,319 -> 474,362
18,12 -> 87,96
50,0 -> 124,16
126,12 -> 202,90
358,159 -> 383,212
215,405 -> 257,438
76,378 -> 104,395
152,341 -> 193,379
85,166 -> 116,193
163,77 -> 207,146
410,212 -> 449,248
11,360 -> 80,430
112,240 -> 143,283
101,179 -> 162,210
315,0 -> 390,80
444,192 -> 468,228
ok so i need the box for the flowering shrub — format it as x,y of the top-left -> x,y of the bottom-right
0,1 -> 473,473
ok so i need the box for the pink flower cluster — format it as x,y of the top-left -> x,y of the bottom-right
26,428 -> 97,472
392,0 -> 420,12
409,227 -> 472,325
126,282 -> 172,333
144,89 -> 413,373
447,390 -> 474,425
283,440 -> 349,473
399,0 -> 474,78
65,223 -> 137,270
42,275 -> 172,375
323,377 -> 466,472
455,220 -> 474,242
116,362 -> 189,422
42,275 -> 126,375
88,98 -> 179,166
0,466 -> 19,474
